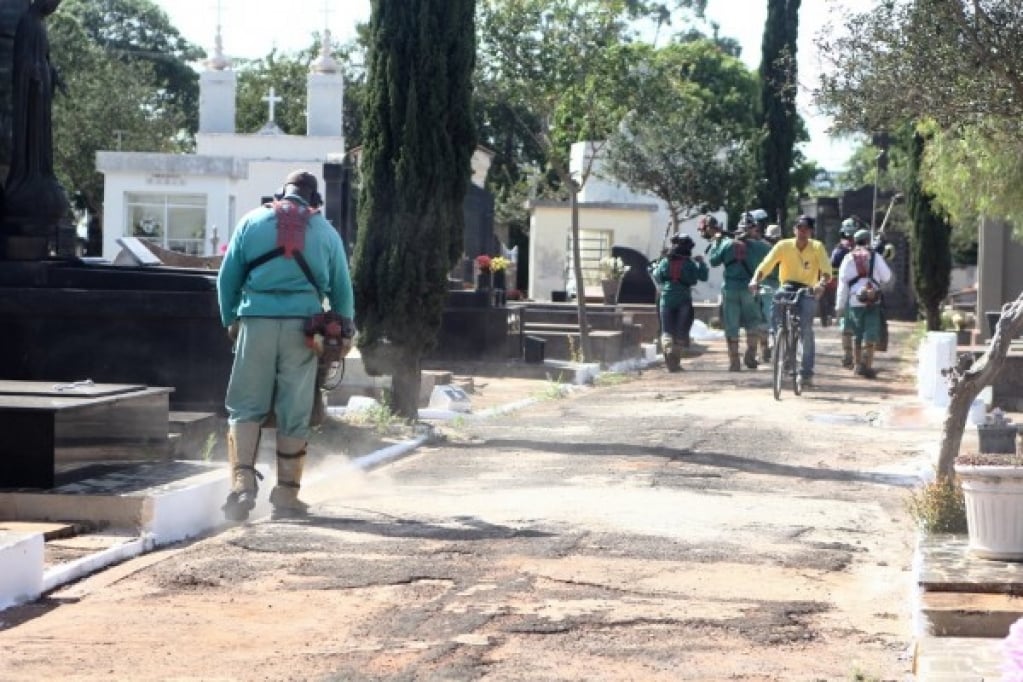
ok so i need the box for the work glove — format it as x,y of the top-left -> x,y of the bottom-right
227,321 -> 240,342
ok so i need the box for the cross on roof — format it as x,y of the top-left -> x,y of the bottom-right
262,87 -> 283,123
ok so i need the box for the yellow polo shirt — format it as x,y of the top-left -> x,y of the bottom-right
753,238 -> 831,287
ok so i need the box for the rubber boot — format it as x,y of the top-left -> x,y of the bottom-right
857,343 -> 878,379
743,334 -> 759,369
760,334 -> 771,363
727,338 -> 741,372
841,334 -> 854,369
661,334 -> 680,372
270,434 -> 309,518
222,422 -> 262,522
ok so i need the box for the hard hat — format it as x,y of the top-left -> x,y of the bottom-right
765,224 -> 782,240
751,208 -> 769,224
854,229 -> 871,244
840,218 -> 856,237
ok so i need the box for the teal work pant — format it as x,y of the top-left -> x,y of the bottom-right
226,318 -> 317,439
847,305 -> 883,344
722,288 -> 766,338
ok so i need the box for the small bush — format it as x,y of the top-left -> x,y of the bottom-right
906,476 -> 968,534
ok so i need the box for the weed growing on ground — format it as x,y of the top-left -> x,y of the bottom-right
849,670 -> 882,682
539,373 -> 569,399
201,433 -> 218,462
906,475 -> 967,534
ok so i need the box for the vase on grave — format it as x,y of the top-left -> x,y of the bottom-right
601,278 -> 621,305
492,269 -> 506,291
476,271 -> 492,291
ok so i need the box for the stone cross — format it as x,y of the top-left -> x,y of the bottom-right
262,87 -> 282,124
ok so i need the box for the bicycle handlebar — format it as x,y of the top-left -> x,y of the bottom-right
772,287 -> 811,306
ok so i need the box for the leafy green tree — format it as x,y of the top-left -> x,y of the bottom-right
603,39 -> 761,238
815,0 -> 1023,234
478,0 -> 706,361
59,0 -> 203,133
48,11 -> 184,254
907,131 -> 951,331
756,0 -> 801,227
354,0 -> 476,419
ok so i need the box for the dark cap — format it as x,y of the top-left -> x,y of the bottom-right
284,170 -> 318,193
699,214 -> 720,230
795,214 -> 815,230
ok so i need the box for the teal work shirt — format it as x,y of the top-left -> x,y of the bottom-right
217,194 -> 354,327
653,254 -> 709,307
708,237 -> 770,291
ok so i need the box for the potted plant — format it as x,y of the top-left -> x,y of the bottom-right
598,256 -> 629,305
954,409 -> 1023,560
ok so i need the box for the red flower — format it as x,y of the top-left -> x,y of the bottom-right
475,254 -> 492,272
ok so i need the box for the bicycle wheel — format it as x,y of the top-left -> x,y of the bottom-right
792,331 -> 805,396
772,328 -> 787,400
785,327 -> 802,396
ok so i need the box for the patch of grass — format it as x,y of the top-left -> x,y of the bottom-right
906,475 -> 968,534
344,401 -> 409,435
593,371 -> 629,387
538,373 -> 570,400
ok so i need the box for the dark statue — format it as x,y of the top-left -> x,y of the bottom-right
0,0 -> 70,259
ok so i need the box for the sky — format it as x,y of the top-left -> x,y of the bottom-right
153,0 -> 871,172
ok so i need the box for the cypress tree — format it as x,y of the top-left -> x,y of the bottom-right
757,0 -> 800,229
354,0 -> 476,418
907,131 -> 951,331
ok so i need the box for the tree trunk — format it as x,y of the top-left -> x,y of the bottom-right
936,292 -> 1023,478
390,350 -> 422,421
569,182 -> 592,362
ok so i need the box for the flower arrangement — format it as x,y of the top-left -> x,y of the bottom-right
490,256 -> 510,272
475,254 -> 492,273
599,256 -> 629,280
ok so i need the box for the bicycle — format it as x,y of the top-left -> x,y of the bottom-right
771,285 -> 811,400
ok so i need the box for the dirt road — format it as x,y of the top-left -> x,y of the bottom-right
0,322 -> 929,681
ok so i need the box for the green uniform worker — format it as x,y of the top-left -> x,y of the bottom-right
702,213 -> 770,372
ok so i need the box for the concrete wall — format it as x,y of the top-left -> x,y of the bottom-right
528,202 -> 657,301
978,218 -> 1023,340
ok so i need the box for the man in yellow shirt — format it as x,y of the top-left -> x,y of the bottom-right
747,215 -> 831,386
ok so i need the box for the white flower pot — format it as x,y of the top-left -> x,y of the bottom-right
955,465 -> 1023,561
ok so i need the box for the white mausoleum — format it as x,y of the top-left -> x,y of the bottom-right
527,141 -> 724,302
96,26 -> 345,260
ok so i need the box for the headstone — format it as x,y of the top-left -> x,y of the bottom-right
917,332 -> 957,408
428,385 -> 472,413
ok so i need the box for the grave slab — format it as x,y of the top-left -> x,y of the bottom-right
0,380 -> 172,489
